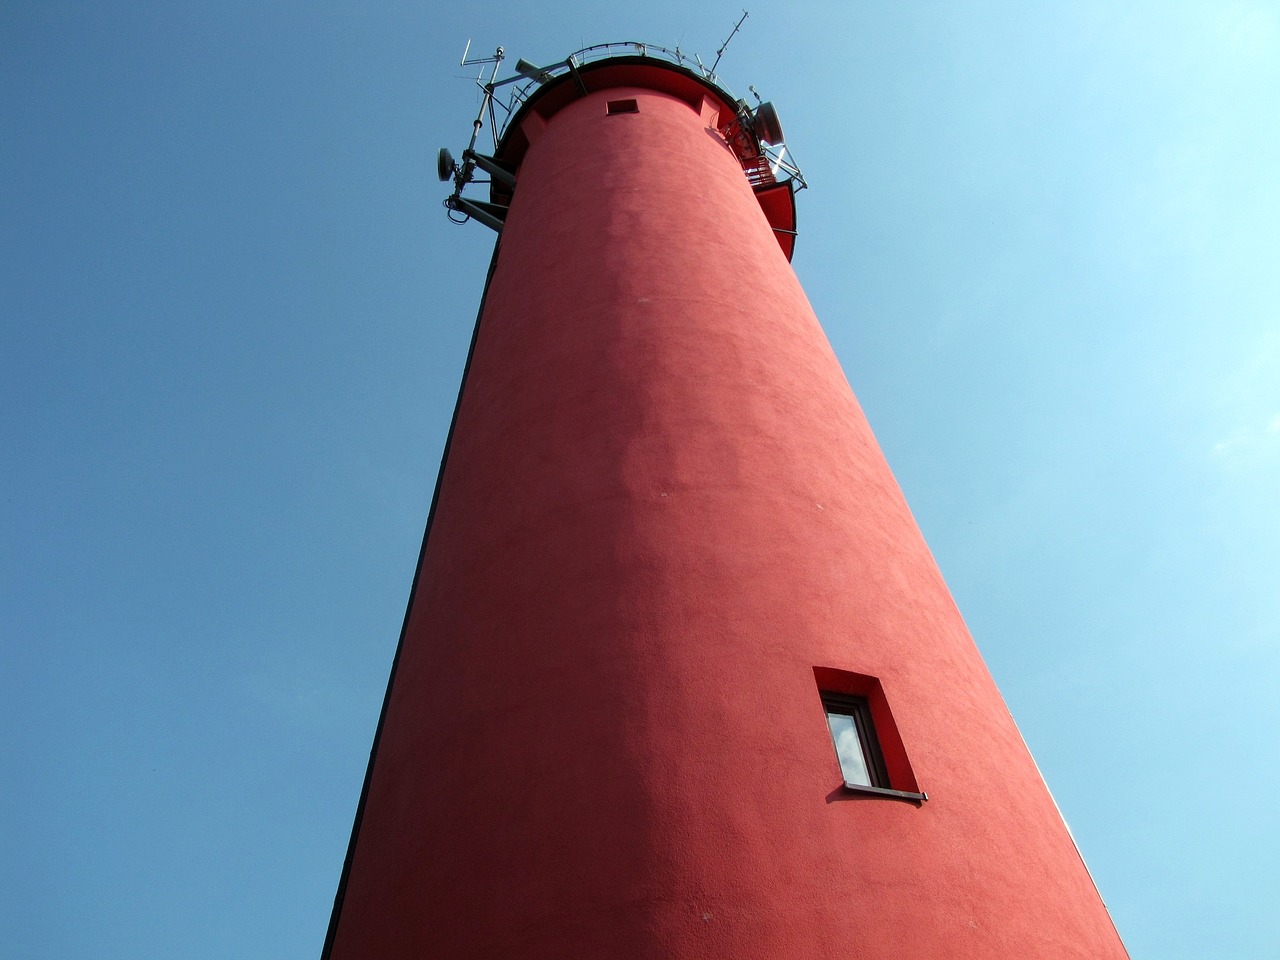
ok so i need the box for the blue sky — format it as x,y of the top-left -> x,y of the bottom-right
3,2 -> 1277,957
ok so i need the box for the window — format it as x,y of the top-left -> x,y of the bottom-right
606,98 -> 639,115
815,670 -> 927,804
822,692 -> 889,789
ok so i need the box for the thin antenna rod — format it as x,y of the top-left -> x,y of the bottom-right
710,10 -> 749,76
465,48 -> 504,155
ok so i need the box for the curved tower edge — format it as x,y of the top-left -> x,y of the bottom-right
318,243 -> 501,960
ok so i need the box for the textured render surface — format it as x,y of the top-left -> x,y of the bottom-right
328,70 -> 1128,959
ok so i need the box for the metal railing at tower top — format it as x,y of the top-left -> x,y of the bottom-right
490,41 -> 804,183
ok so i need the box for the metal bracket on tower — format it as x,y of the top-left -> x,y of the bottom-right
464,151 -> 516,189
566,56 -> 588,96
446,196 -> 508,233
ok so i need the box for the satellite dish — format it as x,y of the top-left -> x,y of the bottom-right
752,101 -> 785,145
437,147 -> 457,182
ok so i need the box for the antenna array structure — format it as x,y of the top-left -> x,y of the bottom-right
437,39 -> 806,234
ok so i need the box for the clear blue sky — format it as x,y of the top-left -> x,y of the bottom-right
4,2 -> 1277,957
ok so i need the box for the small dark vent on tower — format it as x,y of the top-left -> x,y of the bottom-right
606,98 -> 639,115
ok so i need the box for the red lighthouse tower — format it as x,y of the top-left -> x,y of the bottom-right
321,42 -> 1127,959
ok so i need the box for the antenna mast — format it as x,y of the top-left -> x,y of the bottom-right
710,10 -> 749,77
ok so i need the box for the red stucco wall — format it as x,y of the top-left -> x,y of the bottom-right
327,67 -> 1128,959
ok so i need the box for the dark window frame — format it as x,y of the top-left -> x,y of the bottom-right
821,690 -> 927,804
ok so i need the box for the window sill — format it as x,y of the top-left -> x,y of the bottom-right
840,782 -> 928,805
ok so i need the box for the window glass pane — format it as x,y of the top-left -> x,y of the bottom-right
827,712 -> 873,787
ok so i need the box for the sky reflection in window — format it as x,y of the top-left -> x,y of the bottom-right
827,712 -> 873,787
